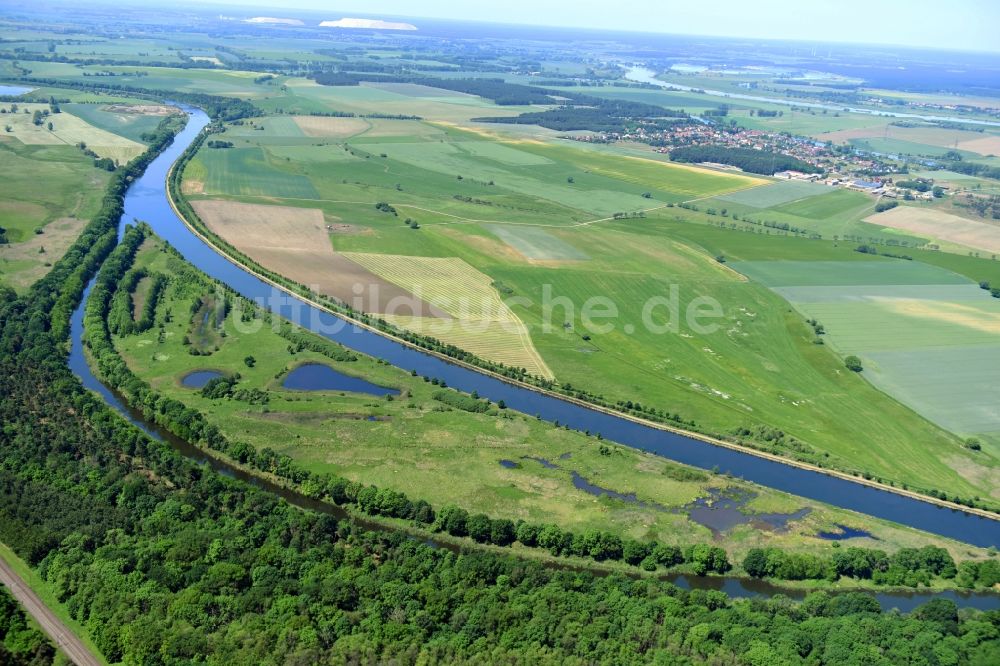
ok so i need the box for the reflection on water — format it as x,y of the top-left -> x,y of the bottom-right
817,524 -> 876,540
181,369 -> 224,388
685,488 -> 810,534
282,362 -> 399,396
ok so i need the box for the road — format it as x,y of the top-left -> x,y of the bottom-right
0,556 -> 102,666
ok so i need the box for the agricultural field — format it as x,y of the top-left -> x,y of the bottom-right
342,252 -> 552,377
190,199 -> 439,315
181,112 -> 763,225
63,102 -> 180,143
819,124 -> 1000,158
0,141 -> 107,291
254,78 -> 535,123
865,204 -> 1000,255
0,98 -> 180,291
485,224 -> 590,261
732,257 -> 1000,456
0,102 -> 145,162
178,102 -> 1000,506
194,147 -> 319,198
107,233 -> 989,561
718,179 -> 832,208
704,183 -> 882,240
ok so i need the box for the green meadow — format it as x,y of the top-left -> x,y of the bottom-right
197,147 -> 320,198
705,185 -> 892,241
63,103 -> 167,143
718,180 -> 831,208
0,141 -> 109,291
178,108 -> 1000,507
735,257 -> 1000,453
108,233 -> 984,559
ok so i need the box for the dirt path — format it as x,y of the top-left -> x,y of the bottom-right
0,557 -> 102,666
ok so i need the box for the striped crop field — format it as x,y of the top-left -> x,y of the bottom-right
734,257 -> 1000,447
343,253 -> 553,377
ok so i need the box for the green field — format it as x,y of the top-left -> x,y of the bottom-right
735,258 -> 1000,454
718,180 -> 831,208
849,137 -> 980,159
108,233 -> 984,559
705,186 -> 880,241
178,109 -> 1000,508
730,259 -> 971,287
486,224 -> 590,260
0,140 -> 109,291
62,103 -> 168,143
197,147 -> 319,198
772,189 -> 875,220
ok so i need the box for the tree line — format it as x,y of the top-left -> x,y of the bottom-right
742,544 -> 1000,588
669,145 -> 822,175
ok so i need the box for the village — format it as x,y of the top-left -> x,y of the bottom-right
568,116 -> 953,200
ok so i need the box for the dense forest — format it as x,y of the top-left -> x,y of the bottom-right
474,105 -> 686,132
0,587 -> 55,666
474,96 -> 687,132
669,146 -> 823,175
311,72 -> 559,105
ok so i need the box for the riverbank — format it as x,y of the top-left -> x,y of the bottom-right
164,134 -> 1000,529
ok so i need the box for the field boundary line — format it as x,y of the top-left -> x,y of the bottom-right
222,193 -> 669,230
167,156 -> 1000,525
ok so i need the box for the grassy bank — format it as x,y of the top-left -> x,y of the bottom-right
104,232 -> 995,567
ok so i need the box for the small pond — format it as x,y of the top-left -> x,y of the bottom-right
685,488 -> 810,534
521,455 -> 558,469
817,524 -> 876,540
282,363 -> 399,396
181,369 -> 224,389
499,459 -> 520,469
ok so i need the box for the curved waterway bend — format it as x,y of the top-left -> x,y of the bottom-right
64,106 -> 1000,611
70,106 -> 1000,553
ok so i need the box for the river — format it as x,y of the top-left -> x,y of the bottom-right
624,67 -> 1000,128
64,106 -> 1000,610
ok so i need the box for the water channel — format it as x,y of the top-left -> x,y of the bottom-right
64,106 -> 1000,610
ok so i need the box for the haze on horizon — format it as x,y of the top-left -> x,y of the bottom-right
189,0 -> 1000,54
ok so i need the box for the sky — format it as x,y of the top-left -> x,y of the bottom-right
201,0 -> 1000,52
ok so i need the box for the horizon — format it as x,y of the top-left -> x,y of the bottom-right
164,0 -> 1000,54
